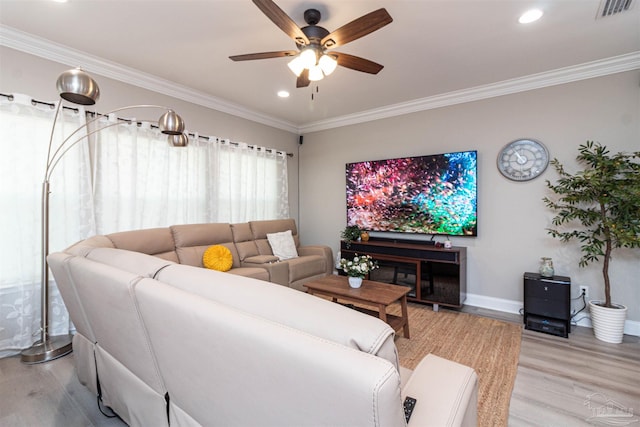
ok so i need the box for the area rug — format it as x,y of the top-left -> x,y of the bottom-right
393,304 -> 522,427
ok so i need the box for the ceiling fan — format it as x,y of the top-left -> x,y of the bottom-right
229,0 -> 393,88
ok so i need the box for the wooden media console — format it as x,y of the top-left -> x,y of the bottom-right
340,238 -> 467,311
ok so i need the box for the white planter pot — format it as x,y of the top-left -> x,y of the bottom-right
348,277 -> 363,288
589,301 -> 627,344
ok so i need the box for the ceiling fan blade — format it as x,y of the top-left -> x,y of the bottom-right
252,0 -> 309,45
229,50 -> 298,61
333,52 -> 384,74
296,69 -> 310,88
321,8 -> 392,49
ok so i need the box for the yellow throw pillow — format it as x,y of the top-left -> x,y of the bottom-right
203,245 -> 233,272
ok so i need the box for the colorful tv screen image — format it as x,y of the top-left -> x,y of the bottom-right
346,150 -> 477,236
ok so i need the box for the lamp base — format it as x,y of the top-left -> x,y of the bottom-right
21,334 -> 73,364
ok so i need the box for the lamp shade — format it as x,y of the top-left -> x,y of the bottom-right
319,54 -> 337,76
56,68 -> 100,105
308,65 -> 324,82
287,56 -> 305,77
158,110 -> 185,135
169,133 -> 189,147
299,48 -> 317,69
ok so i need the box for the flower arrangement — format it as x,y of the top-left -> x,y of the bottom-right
338,254 -> 378,278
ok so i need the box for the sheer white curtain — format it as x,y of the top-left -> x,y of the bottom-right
0,95 -> 94,357
211,139 -> 290,222
92,122 -> 289,234
92,118 -> 215,232
0,97 -> 289,358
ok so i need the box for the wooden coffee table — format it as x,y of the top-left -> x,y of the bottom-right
304,275 -> 410,338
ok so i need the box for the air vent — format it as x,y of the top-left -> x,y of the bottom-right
597,0 -> 633,18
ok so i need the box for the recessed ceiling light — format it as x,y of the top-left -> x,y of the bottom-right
519,9 -> 543,24
277,90 -> 290,98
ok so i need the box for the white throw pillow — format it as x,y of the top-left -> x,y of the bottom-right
266,230 -> 298,260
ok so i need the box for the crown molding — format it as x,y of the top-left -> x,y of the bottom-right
299,51 -> 640,133
0,26 -> 299,134
3,26 -> 639,135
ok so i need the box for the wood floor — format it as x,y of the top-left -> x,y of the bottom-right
1,307 -> 638,427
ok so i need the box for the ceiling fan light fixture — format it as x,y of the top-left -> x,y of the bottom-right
299,48 -> 318,69
319,54 -> 337,76
308,65 -> 324,82
287,56 -> 305,77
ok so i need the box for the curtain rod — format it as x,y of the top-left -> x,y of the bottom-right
0,93 -> 293,157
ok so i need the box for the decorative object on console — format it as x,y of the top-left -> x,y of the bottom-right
203,245 -> 234,272
266,229 -> 299,260
543,141 -> 640,343
539,257 -> 554,277
340,225 -> 362,248
346,150 -> 477,236
497,138 -> 549,181
21,67 -> 188,364
338,254 -> 378,281
229,0 -> 392,88
360,231 -> 370,242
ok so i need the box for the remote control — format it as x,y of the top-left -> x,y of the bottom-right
403,396 -> 417,423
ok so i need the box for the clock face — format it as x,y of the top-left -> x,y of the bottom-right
497,139 -> 549,181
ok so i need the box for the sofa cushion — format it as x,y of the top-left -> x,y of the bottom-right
202,245 -> 234,272
83,247 -> 175,279
154,264 -> 399,370
250,218 -> 298,238
107,228 -> 178,262
266,230 -> 298,260
171,223 -> 241,268
231,222 -> 260,261
227,267 -> 270,281
134,279 -> 405,427
250,219 -> 301,249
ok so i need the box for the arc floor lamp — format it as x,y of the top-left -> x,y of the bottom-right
21,68 -> 189,364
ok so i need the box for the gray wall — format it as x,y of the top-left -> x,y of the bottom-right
298,71 -> 640,323
3,45 -> 639,325
0,46 -> 301,221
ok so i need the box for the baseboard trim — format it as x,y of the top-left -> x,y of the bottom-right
464,293 -> 640,337
464,293 -> 523,315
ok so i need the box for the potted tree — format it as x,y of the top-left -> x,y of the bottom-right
543,141 -> 640,343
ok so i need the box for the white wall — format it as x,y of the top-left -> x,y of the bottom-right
0,46 -> 301,221
298,71 -> 640,324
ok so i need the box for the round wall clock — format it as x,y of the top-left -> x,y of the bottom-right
497,138 -> 549,181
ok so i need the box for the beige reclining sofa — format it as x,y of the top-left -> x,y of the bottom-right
47,220 -> 478,427
72,218 -> 333,291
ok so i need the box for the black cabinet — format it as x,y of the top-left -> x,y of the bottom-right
523,272 -> 571,337
340,239 -> 466,310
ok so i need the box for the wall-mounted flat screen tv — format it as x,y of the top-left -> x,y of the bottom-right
346,150 -> 477,236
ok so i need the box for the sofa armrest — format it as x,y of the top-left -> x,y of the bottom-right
401,354 -> 478,427
244,255 -> 279,264
241,259 -> 289,286
297,245 -> 334,275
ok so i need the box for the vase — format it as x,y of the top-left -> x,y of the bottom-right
348,276 -> 363,288
360,232 -> 370,242
589,301 -> 627,344
539,257 -> 554,277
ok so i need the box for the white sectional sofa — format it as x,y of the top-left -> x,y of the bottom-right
47,221 -> 478,427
